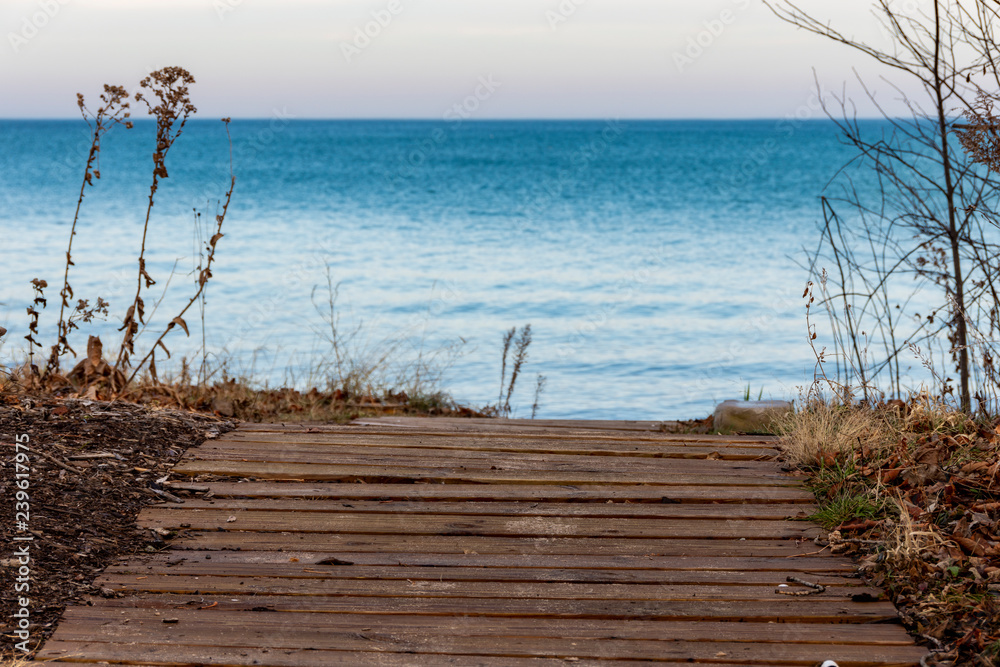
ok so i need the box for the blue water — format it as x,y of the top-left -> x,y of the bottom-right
0,118 -> 887,418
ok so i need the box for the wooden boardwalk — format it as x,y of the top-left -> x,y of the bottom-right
37,418 -> 928,666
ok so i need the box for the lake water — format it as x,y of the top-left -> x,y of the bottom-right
0,118 -> 888,418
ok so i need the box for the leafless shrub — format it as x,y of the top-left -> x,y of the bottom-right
309,266 -> 465,401
766,0 -> 1000,414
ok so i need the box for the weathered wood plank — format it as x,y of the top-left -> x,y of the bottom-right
107,562 -> 861,586
345,417 -> 779,438
65,592 -> 906,623
224,430 -> 778,448
35,641 -> 644,666
176,481 -> 815,503
39,419 -> 924,666
195,442 -> 777,466
139,509 -> 823,539
255,417 -> 705,434
117,550 -> 858,573
169,531 -> 824,556
97,573 -> 876,600
37,634 -> 927,666
154,498 -> 817,521
171,459 -> 804,485
57,607 -> 920,645
220,433 -> 779,457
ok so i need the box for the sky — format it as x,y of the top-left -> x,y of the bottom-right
0,0 -> 921,119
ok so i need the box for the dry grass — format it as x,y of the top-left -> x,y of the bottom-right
776,391 -> 977,468
903,391 -> 977,434
881,497 -> 949,571
0,356 -> 483,422
774,398 -> 901,467
778,393 -> 999,664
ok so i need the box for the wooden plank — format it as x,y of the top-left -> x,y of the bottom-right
258,417 -> 687,433
38,632 -> 928,665
351,417 -> 691,431
117,550 -> 858,573
39,418 -> 925,666
223,431 -> 778,451
184,445 -> 789,475
184,449 -> 782,477
155,498 -> 817,521
220,430 -> 737,444
170,531 -> 823,556
35,641 -> 636,666
177,482 -> 816,503
351,417 -> 778,439
197,441 -> 776,465
57,607 -> 920,645
69,592 -> 906,623
170,460 -> 805,486
139,509 -> 823,540
106,562 -> 862,587
97,573 -> 876,600
242,419 -> 774,440
221,433 -> 779,457
49,612 -> 925,663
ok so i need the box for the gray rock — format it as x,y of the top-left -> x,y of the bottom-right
713,399 -> 792,434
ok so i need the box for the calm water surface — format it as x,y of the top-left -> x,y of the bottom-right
0,119 -> 891,418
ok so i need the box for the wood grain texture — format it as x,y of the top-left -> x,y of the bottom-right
37,419 -> 927,666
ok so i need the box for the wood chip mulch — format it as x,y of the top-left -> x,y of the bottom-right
0,396 -> 235,660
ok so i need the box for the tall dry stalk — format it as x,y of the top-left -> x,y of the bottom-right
114,67 -> 196,379
124,119 -> 235,389
498,326 -> 515,407
530,373 -> 546,419
46,85 -> 131,376
497,324 -> 532,417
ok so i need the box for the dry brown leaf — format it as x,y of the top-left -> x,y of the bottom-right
86,335 -> 103,369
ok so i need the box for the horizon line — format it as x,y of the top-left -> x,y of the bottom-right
0,116 -> 892,122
